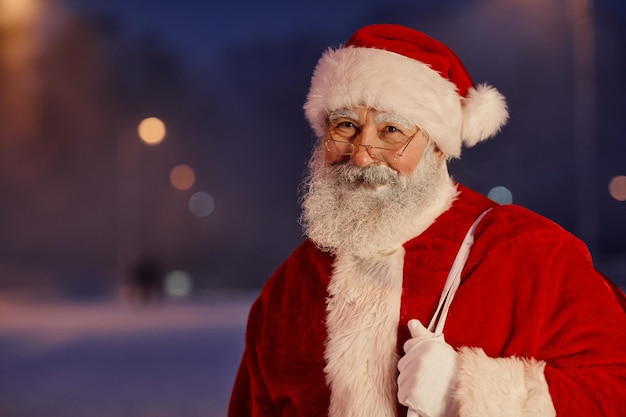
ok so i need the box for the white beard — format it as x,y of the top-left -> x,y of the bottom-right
299,143 -> 458,257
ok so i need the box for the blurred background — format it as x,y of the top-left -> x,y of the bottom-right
0,0 -> 624,416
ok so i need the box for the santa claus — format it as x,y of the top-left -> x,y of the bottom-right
229,24 -> 626,417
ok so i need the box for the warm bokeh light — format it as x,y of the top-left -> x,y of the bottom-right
608,175 -> 626,201
137,117 -> 166,145
487,185 -> 513,205
169,164 -> 196,190
0,0 -> 45,140
189,191 -> 215,217
0,0 -> 38,24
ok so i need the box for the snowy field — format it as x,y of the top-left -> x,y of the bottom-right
0,291 -> 257,417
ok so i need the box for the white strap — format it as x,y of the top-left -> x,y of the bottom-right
428,209 -> 492,336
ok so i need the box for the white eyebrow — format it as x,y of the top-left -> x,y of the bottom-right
328,108 -> 359,121
373,112 -> 413,128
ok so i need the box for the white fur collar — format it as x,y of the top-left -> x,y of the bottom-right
325,248 -> 405,417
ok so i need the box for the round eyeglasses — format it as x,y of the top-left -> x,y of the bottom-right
324,121 -> 417,163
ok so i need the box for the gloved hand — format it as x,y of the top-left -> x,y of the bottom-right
397,319 -> 458,417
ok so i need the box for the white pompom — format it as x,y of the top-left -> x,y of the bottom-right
461,84 -> 509,147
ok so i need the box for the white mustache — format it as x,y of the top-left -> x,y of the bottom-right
331,163 -> 401,187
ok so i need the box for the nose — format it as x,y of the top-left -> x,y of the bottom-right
350,144 -> 376,167
350,128 -> 377,167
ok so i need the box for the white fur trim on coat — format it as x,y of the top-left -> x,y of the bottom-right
304,47 -> 508,159
455,347 -> 556,417
325,248 -> 405,417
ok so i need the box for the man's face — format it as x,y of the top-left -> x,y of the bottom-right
300,107 -> 450,256
323,107 -> 440,177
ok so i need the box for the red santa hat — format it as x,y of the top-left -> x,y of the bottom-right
304,24 -> 509,158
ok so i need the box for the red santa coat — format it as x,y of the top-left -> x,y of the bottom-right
229,184 -> 626,417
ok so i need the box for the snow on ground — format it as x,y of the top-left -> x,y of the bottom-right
0,291 -> 257,417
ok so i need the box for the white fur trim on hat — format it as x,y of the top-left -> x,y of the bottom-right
304,47 -> 508,159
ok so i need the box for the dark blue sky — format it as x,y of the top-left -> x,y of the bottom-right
61,0 -> 381,71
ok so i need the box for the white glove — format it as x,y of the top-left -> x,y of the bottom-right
397,319 -> 458,417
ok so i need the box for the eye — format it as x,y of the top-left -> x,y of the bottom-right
330,119 -> 359,140
379,125 -> 409,144
383,125 -> 401,133
335,121 -> 356,129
